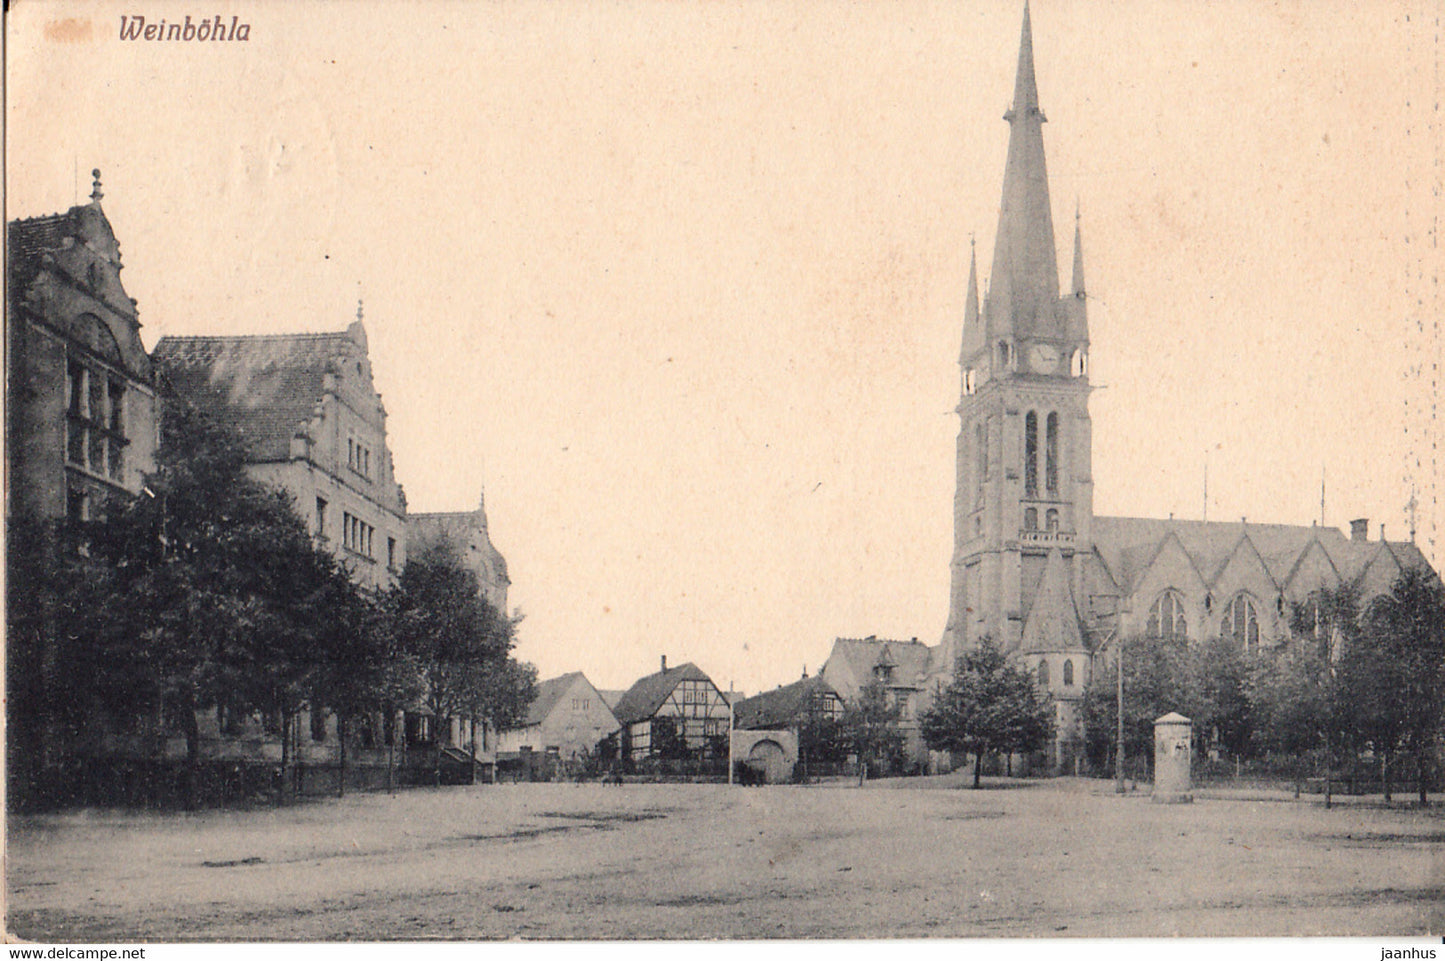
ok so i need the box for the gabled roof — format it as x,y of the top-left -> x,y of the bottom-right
826,636 -> 932,691
410,491 -> 510,586
154,326 -> 366,462
1092,515 -> 1437,602
611,662 -> 713,726
733,676 -> 840,730
512,672 -> 599,729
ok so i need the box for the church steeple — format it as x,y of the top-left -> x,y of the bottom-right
987,1 -> 1061,341
1070,204 -> 1085,298
960,238 -> 982,363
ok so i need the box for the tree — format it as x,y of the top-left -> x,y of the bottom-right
71,400 -> 345,805
1357,569 -> 1445,807
1082,635 -> 1189,778
841,679 -> 902,784
389,541 -> 535,784
796,696 -> 849,781
1247,637 -> 1331,797
1185,634 -> 1252,761
920,640 -> 1052,788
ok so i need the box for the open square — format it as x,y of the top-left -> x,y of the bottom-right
7,778 -> 1442,940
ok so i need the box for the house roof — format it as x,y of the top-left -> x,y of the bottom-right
597,690 -> 626,711
733,675 -> 839,730
153,327 -> 365,462
409,494 -> 510,585
611,662 -> 713,726
827,636 -> 933,691
1091,515 -> 1436,599
517,672 -> 587,729
8,212 -> 71,295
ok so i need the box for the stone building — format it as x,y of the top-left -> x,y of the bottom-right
6,172 -> 161,807
820,636 -> 931,765
934,5 -> 1438,772
153,314 -> 407,590
6,171 -> 159,525
495,671 -> 619,763
409,491 -> 510,613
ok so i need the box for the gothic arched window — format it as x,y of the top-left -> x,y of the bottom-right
1062,659 -> 1074,686
1024,507 -> 1038,531
1147,592 -> 1188,639
1024,411 -> 1038,496
1045,412 -> 1059,494
1045,508 -> 1059,532
1223,595 -> 1261,653
1037,659 -> 1050,687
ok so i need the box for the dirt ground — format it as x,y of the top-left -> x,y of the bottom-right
5,775 -> 1443,941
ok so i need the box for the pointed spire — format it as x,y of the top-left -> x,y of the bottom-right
988,2 -> 1060,340
1009,1 -> 1041,123
89,169 -> 103,204
960,236 -> 981,364
1071,202 -> 1085,298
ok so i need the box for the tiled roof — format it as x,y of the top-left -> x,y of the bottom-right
828,636 -> 932,690
1092,515 -> 1436,597
409,506 -> 510,585
153,331 -> 361,462
7,211 -> 71,296
611,662 -> 712,726
516,672 -> 586,729
733,675 -> 838,730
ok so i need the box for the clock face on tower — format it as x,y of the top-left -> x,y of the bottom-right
1029,343 -> 1061,374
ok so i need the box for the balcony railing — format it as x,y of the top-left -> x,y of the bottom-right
1018,529 -> 1075,546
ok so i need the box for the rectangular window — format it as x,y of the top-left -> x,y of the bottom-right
88,429 -> 106,476
316,497 -> 328,537
108,437 -> 125,480
68,360 -> 86,416
387,536 -> 396,568
88,374 -> 105,432
108,380 -> 125,433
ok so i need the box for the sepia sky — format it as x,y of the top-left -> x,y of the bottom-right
8,0 -> 1441,695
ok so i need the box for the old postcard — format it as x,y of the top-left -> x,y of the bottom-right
5,0 -> 1442,945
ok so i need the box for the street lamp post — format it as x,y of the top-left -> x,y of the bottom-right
1115,631 -> 1126,794
727,681 -> 735,786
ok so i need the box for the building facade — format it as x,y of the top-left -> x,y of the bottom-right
6,173 -> 162,808
153,315 -> 407,590
7,172 -> 159,525
409,491 -> 510,613
935,5 -> 1438,772
495,671 -> 619,761
612,658 -> 730,763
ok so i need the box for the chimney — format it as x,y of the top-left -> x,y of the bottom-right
660,654 -> 667,673
1350,518 -> 1368,542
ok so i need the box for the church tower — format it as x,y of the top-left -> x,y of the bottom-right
941,4 -> 1094,728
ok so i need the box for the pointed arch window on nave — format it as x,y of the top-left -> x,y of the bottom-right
1222,595 -> 1261,653
1147,592 -> 1188,640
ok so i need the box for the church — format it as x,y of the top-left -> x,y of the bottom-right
931,5 -> 1437,772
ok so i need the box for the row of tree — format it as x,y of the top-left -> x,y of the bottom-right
1081,572 -> 1445,806
8,401 -> 536,808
